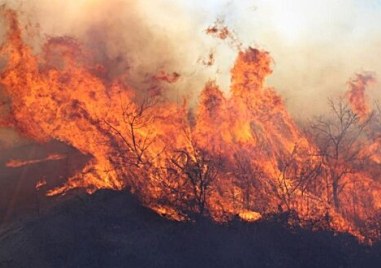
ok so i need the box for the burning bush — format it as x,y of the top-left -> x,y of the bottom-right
1,7 -> 381,242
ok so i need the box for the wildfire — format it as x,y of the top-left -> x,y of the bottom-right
1,7 -> 381,243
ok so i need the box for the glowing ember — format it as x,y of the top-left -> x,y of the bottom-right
238,210 -> 262,222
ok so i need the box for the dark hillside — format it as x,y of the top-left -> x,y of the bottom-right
1,189 -> 380,268
0,141 -> 88,223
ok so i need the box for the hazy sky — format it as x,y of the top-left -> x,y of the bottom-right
184,0 -> 381,115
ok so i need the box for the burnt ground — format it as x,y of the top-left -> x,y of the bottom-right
0,142 -> 381,268
0,141 -> 89,224
0,189 -> 380,268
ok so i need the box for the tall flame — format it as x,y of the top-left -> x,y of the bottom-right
1,7 -> 381,242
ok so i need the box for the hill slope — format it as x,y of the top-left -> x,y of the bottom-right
1,190 -> 380,268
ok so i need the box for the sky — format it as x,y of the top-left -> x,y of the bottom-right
1,0 -> 381,145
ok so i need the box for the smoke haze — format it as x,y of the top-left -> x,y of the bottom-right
1,0 -> 381,145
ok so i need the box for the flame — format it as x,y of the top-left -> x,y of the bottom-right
238,210 -> 262,222
1,7 -> 381,242
6,154 -> 66,168
346,73 -> 375,120
35,178 -> 47,190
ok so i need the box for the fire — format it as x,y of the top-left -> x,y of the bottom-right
35,178 -> 47,190
1,7 -> 381,243
6,153 -> 66,168
346,73 -> 375,120
238,210 -> 262,222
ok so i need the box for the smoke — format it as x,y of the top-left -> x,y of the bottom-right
347,73 -> 375,120
225,0 -> 381,116
0,0 -> 229,145
0,0 -> 219,92
1,0 -> 381,146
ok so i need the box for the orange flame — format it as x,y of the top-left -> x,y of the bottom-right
346,73 -> 375,120
35,178 -> 47,190
6,154 -> 66,168
1,7 -> 381,242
